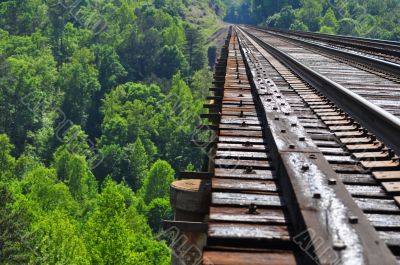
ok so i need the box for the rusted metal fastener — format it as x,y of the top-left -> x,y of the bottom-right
246,203 -> 260,215
302,163 -> 310,171
245,166 -> 255,174
239,100 -> 243,107
243,141 -> 253,147
328,178 -> 337,185
333,240 -> 347,250
387,149 -> 395,157
238,94 -> 244,97
240,121 -> 247,127
313,193 -> 321,199
349,215 -> 359,224
239,111 -> 244,118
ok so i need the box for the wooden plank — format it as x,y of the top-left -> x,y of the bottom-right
208,223 -> 290,241
216,151 -> 269,160
203,251 -> 296,265
214,159 -> 271,168
382,182 -> 400,194
361,160 -> 399,170
214,168 -> 275,180
212,192 -> 282,207
373,171 -> 400,181
209,207 -> 286,224
212,179 -> 277,193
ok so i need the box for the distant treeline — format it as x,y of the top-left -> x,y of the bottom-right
223,0 -> 400,40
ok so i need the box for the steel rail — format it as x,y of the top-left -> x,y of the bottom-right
247,26 -> 400,77
240,27 -> 400,155
257,26 -> 400,56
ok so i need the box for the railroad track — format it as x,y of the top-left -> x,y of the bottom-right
255,27 -> 400,65
167,26 -> 400,265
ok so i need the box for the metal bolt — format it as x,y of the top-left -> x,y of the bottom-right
291,123 -> 297,127
349,215 -> 358,224
239,94 -> 244,97
274,117 -> 279,121
333,240 -> 347,250
299,137 -> 306,141
245,166 -> 254,174
328,179 -> 337,185
240,121 -> 247,127
281,129 -> 287,133
285,112 -> 290,116
246,203 -> 260,215
273,107 -> 278,110
289,144 -> 295,149
243,141 -> 253,147
313,193 -> 321,199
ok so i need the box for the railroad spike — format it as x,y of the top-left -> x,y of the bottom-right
246,203 -> 260,215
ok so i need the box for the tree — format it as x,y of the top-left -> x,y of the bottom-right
184,24 -> 206,73
0,134 -> 16,181
54,151 -> 97,202
0,184 -> 31,264
127,137 -> 149,190
84,179 -> 170,265
140,160 -> 175,204
338,18 -> 357,35
146,198 -> 173,233
290,19 -> 309,31
21,166 -> 78,213
320,7 -> 338,33
30,211 -> 90,264
0,32 -> 59,155
59,48 -> 101,128
156,45 -> 188,78
266,6 -> 296,28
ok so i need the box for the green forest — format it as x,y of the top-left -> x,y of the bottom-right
0,0 -> 225,263
224,0 -> 400,40
0,0 -> 399,264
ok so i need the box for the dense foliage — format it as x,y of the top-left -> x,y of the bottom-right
224,0 -> 400,40
0,0 -> 224,263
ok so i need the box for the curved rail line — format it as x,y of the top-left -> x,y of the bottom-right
166,26 -> 400,265
257,27 -> 400,64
